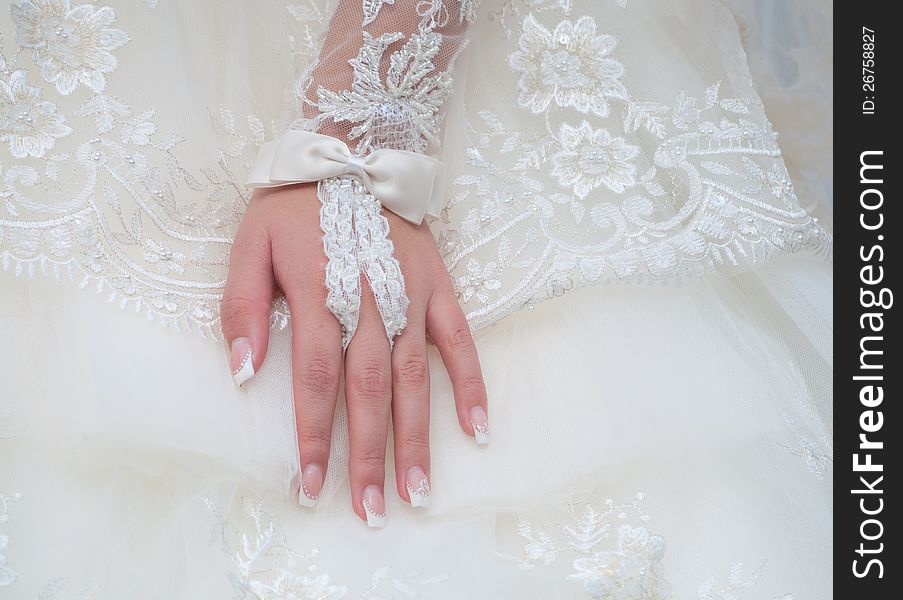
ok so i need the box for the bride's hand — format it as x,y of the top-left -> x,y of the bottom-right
221,183 -> 489,525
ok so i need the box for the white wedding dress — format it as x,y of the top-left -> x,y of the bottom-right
0,1 -> 832,599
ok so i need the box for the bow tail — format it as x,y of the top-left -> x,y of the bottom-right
352,185 -> 410,347
319,179 -> 362,349
318,177 -> 409,350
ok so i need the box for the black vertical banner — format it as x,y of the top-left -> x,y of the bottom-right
835,2 -> 898,597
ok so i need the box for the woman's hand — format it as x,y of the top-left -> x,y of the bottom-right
221,183 -> 489,526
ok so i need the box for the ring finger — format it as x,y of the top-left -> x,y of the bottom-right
390,306 -> 431,508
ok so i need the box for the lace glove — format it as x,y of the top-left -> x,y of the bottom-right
247,0 -> 476,349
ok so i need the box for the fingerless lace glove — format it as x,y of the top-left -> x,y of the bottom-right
247,0 -> 477,348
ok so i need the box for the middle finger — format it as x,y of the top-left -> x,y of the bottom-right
344,279 -> 392,527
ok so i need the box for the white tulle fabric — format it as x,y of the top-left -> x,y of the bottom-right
0,0 -> 832,598
0,255 -> 832,598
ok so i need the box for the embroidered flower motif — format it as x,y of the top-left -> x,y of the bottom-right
509,14 -> 628,117
144,238 -> 187,276
568,525 -> 671,600
11,0 -> 130,95
246,571 -> 347,600
456,257 -> 502,303
316,30 -> 452,154
0,70 -> 72,159
697,562 -> 773,600
727,156 -> 797,209
207,497 -> 444,600
672,91 -> 701,130
552,121 -> 638,198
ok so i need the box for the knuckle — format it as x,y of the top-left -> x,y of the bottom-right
459,373 -> 486,393
221,295 -> 268,330
354,447 -> 387,471
394,357 -> 429,389
298,356 -> 340,395
446,327 -> 475,352
398,430 -> 430,454
297,428 -> 331,451
281,265 -> 325,301
350,364 -> 391,399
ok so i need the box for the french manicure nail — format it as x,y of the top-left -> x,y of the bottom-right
470,405 -> 490,445
299,464 -> 324,507
405,466 -> 431,508
230,337 -> 254,386
362,485 -> 386,528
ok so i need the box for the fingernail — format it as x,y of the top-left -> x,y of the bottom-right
230,337 -> 254,386
405,466 -> 431,508
298,464 -> 324,507
470,405 -> 490,445
362,485 -> 386,528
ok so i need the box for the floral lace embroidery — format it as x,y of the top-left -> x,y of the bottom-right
0,69 -> 71,158
697,563 -> 792,600
569,525 -> 669,600
412,0 -> 481,27
11,0 -> 130,96
1,1 -> 830,340
206,497 -> 446,599
314,29 -> 453,154
551,121 -> 639,197
0,1 -> 303,337
432,7 -> 830,330
779,404 -> 833,479
776,366 -> 833,478
508,14 -> 627,117
499,494 -> 672,600
501,495 -> 794,600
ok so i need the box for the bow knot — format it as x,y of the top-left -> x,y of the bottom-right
246,130 -> 445,224
344,153 -> 367,179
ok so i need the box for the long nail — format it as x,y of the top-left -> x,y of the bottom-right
230,337 -> 254,386
469,405 -> 490,445
405,466 -> 432,508
299,464 -> 324,507
362,485 -> 386,528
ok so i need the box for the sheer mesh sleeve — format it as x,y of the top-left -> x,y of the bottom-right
289,0 -> 478,155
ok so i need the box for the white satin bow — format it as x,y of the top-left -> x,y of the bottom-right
245,130 -> 445,224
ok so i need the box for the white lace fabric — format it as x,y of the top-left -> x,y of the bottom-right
0,0 -> 829,340
433,1 -> 831,330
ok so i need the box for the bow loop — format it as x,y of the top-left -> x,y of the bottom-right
246,130 -> 445,224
